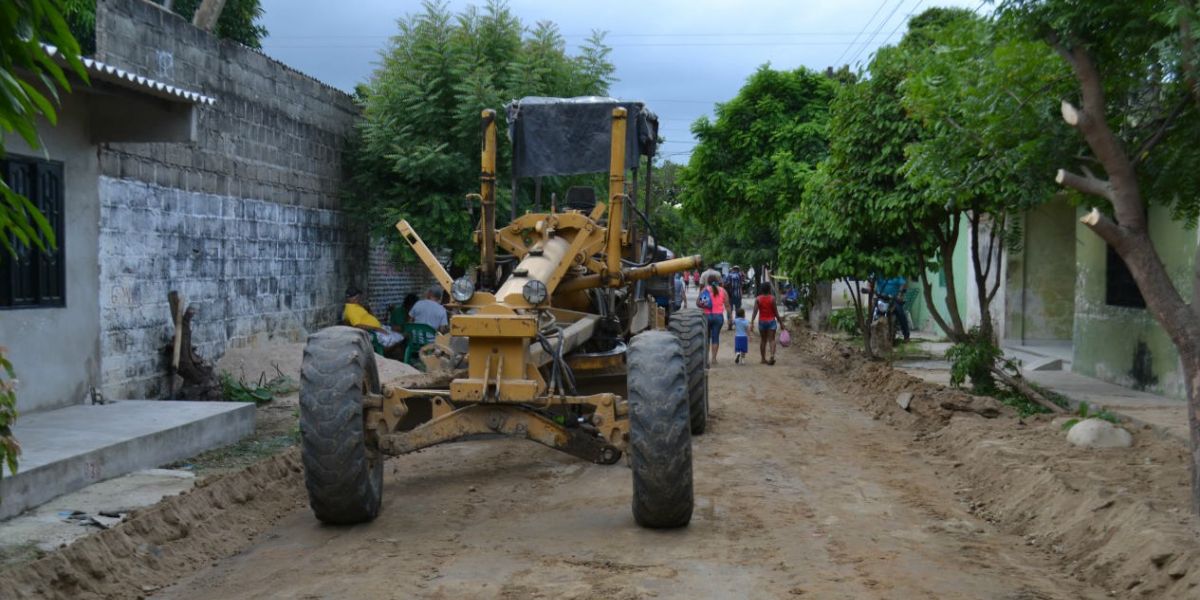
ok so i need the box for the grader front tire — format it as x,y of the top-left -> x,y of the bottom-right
299,326 -> 384,525
669,308 -> 708,435
628,330 -> 693,529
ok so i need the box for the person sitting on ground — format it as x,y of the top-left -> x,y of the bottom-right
409,285 -> 450,333
750,281 -> 779,365
733,307 -> 750,364
343,287 -> 405,350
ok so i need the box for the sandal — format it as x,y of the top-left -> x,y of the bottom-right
768,357 -> 776,366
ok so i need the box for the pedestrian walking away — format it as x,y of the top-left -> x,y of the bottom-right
698,274 -> 729,365
724,265 -> 744,330
750,282 -> 779,365
733,307 -> 749,364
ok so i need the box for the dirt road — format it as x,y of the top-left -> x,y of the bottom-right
154,336 -> 1111,600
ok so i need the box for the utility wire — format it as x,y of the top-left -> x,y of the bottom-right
833,0 -> 893,67
849,0 -> 911,66
881,0 -> 925,46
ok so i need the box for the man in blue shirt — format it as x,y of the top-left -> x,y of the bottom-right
877,276 -> 910,341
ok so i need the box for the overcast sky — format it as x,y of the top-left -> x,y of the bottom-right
258,0 -> 984,161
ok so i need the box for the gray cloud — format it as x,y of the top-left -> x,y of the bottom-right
259,0 -> 982,160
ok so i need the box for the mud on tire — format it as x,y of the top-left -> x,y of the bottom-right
669,308 -> 708,435
299,326 -> 384,525
628,330 -> 693,528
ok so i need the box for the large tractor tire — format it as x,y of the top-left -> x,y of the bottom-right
628,330 -> 693,528
299,326 -> 383,525
669,308 -> 709,435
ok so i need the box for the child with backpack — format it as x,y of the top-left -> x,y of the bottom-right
733,308 -> 749,364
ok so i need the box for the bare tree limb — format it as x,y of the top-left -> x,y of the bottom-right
1079,207 -> 1125,249
1052,42 -> 1147,231
1056,169 -> 1113,201
919,271 -> 960,342
991,366 -> 1065,413
986,212 -> 1006,305
1133,98 -> 1189,165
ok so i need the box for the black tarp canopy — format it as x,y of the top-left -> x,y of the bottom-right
505,96 -> 659,178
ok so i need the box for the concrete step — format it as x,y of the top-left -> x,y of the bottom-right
0,400 -> 254,520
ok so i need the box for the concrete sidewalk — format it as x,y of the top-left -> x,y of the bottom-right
0,400 -> 254,520
897,342 -> 1188,442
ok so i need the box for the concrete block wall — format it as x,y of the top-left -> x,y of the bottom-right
99,178 -> 356,398
365,242 -> 439,320
91,0 -> 366,398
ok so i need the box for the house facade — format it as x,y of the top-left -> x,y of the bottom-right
913,198 -> 1197,400
1,0 -> 434,413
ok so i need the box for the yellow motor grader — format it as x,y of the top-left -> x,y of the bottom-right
299,98 -> 707,528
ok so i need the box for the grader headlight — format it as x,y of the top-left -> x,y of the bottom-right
522,279 -> 548,305
451,276 -> 476,303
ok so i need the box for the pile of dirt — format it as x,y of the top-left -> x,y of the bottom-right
796,330 -> 1200,598
0,450 -> 305,600
216,337 -> 419,387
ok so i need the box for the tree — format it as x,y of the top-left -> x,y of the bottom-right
1,0 -> 87,490
682,65 -> 835,276
344,0 -> 615,268
63,0 -> 267,54
999,0 -> 1200,513
901,11 -> 1074,345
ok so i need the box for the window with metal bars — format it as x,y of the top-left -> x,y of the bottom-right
1,155 -> 65,309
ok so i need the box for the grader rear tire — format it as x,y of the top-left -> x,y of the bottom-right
299,326 -> 383,525
628,330 -> 693,528
669,308 -> 708,435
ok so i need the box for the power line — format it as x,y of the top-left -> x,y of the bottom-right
833,0 -> 893,66
848,0 -> 911,66
881,0 -> 925,46
265,31 -> 881,40
264,41 -> 857,49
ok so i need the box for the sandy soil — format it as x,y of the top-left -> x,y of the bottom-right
5,329 -> 1197,599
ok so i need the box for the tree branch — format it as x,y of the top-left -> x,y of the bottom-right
1079,207 -> 1125,249
919,271 -> 960,342
1133,98 -> 1189,166
1055,169 -> 1113,201
1053,41 -> 1146,231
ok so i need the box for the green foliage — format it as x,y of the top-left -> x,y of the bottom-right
1060,401 -> 1121,431
63,0 -> 268,53
901,11 -> 1076,226
345,0 -> 615,268
2,0 -> 86,259
642,159 -> 704,257
945,327 -> 1003,393
172,0 -> 267,49
999,0 -> 1200,226
219,371 -> 297,405
829,307 -> 860,336
0,348 -> 20,482
682,65 -> 835,270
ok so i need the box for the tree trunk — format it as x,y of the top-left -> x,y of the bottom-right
809,281 -> 832,331
192,0 -> 228,32
1052,39 -> 1200,514
968,210 -> 996,343
939,230 -> 968,337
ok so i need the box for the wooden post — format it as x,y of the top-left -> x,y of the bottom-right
168,291 -> 186,396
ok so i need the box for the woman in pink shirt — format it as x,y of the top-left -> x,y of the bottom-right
700,275 -> 729,365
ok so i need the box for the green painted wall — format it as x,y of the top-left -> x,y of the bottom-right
914,215 -> 970,337
1071,205 -> 1197,400
1005,198 -> 1076,342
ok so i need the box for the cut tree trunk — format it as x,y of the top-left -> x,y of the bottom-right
166,291 -> 222,400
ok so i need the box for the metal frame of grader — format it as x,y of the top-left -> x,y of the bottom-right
299,101 -> 707,529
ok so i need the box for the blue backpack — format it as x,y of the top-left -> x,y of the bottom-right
697,287 -> 712,309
